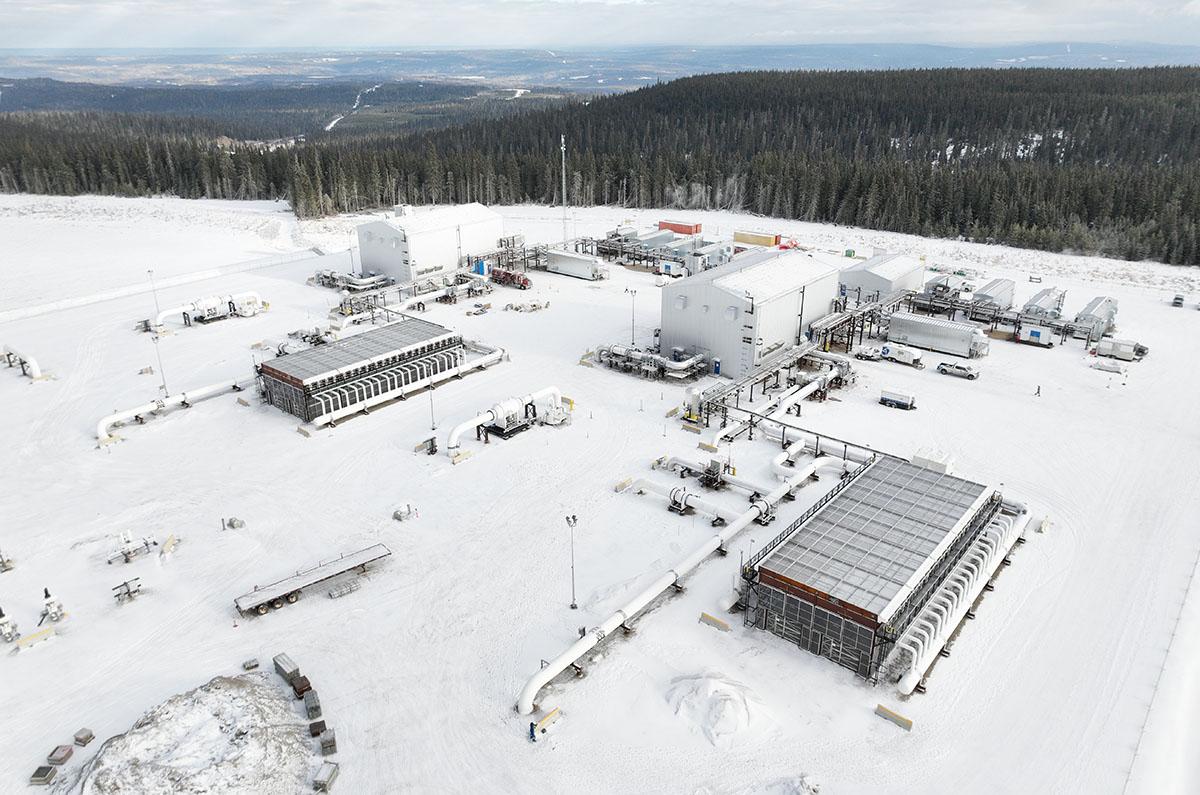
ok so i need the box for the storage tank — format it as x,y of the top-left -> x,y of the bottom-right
1072,296 -> 1118,340
972,278 -> 1015,311
886,311 -> 990,358
1023,287 -> 1065,320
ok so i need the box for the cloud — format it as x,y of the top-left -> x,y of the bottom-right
0,0 -> 1198,48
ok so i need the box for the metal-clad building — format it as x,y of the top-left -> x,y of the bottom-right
259,319 -> 464,425
356,203 -> 503,284
972,278 -> 1015,312
838,253 -> 925,299
546,249 -> 606,281
1072,296 -> 1118,340
659,249 -> 841,378
748,456 -> 1001,679
886,311 -> 990,358
1023,287 -> 1066,320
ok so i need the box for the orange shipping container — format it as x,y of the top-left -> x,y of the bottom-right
659,220 -> 702,235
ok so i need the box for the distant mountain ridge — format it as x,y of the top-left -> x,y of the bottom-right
2,42 -> 1199,88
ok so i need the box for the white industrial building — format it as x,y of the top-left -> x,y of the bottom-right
838,253 -> 925,299
659,249 -> 841,377
356,203 -> 503,284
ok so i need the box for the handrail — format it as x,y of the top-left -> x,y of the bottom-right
742,454 -> 876,578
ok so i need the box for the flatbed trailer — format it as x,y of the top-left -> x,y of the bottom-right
235,544 -> 392,616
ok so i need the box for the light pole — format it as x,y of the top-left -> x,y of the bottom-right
147,268 -> 163,320
624,288 -> 637,345
560,134 -> 569,246
147,269 -> 169,396
565,514 -> 578,609
428,386 -> 437,430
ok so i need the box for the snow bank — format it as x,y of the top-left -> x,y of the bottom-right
665,672 -> 771,748
70,673 -> 311,795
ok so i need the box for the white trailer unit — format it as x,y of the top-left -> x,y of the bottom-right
1072,296 -> 1118,340
880,390 -> 917,410
235,544 -> 392,616
546,249 -> 605,281
972,278 -> 1016,311
886,311 -> 990,358
1095,338 -> 1141,361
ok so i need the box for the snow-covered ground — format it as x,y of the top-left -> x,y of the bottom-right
1,195 -> 1198,794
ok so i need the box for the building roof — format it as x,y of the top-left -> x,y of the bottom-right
889,311 -> 982,333
1075,296 -> 1117,320
260,318 -> 456,386
844,253 -> 923,282
367,203 -> 500,238
1024,287 -> 1064,312
973,278 -> 1014,302
709,249 -> 841,302
758,456 -> 991,622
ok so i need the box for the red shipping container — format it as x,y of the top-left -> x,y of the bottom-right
658,220 -> 702,235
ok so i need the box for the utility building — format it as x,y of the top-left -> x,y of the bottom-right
1023,287 -> 1066,320
1072,296 -> 1118,340
259,319 -> 466,426
659,250 -> 840,378
838,253 -> 925,300
747,456 -> 1004,680
356,203 -> 503,284
972,278 -> 1016,312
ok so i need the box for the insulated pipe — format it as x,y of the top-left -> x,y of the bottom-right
660,456 -> 775,498
709,383 -> 805,446
894,515 -> 1023,691
3,344 -> 43,380
598,345 -> 706,373
516,455 -> 844,714
628,479 -> 744,524
806,350 -> 853,380
446,386 -> 562,456
155,302 -> 197,329
772,428 -> 875,470
96,378 -> 251,442
155,292 -> 264,328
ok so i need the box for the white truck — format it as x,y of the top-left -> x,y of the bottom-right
880,344 -> 925,369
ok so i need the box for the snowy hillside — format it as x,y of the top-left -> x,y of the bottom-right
1,195 -> 1198,794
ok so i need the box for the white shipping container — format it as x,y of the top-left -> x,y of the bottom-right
886,312 -> 989,358
546,249 -> 605,281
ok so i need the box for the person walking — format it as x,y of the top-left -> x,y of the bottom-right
1035,385 -> 1041,397
528,722 -> 537,743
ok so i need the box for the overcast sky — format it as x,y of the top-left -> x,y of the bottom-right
2,0 -> 1199,49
